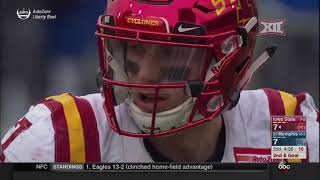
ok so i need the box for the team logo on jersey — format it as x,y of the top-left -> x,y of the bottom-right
16,8 -> 31,20
259,19 -> 286,36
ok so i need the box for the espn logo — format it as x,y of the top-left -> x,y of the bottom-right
277,161 -> 291,173
259,20 -> 286,36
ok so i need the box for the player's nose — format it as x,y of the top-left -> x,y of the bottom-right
136,57 -> 161,84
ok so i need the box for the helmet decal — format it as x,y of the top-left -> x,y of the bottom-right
236,0 -> 256,26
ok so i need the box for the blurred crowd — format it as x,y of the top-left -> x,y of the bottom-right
1,0 -> 319,137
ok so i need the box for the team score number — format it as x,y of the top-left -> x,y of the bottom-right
112,164 -> 125,170
273,124 -> 282,130
273,138 -> 278,145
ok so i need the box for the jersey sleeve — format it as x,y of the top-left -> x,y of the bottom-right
1,103 -> 55,162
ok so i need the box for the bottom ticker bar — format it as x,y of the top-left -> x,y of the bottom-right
13,163 -> 268,172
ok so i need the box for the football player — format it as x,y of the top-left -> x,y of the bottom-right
1,0 -> 318,162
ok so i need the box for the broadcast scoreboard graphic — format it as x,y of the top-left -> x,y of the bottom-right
271,116 -> 307,160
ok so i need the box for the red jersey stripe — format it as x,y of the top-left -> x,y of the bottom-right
1,118 -> 32,151
42,99 -> 71,162
0,151 -> 4,162
73,96 -> 101,162
233,147 -> 271,154
294,93 -> 306,116
263,88 -> 285,115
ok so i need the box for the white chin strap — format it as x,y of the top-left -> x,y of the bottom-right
239,17 -> 279,88
245,17 -> 258,33
128,98 -> 203,133
239,47 -> 275,89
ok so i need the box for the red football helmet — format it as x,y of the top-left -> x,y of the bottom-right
96,0 -> 260,137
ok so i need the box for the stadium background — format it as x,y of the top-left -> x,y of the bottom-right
0,0 -> 319,138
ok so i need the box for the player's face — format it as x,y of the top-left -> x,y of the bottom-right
126,42 -> 204,113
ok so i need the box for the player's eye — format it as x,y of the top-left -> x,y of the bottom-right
126,59 -> 140,75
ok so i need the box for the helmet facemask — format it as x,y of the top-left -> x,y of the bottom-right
97,24 -> 244,137
96,0 -> 258,137
103,39 -> 213,136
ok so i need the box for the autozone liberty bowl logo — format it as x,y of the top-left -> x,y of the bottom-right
16,8 -> 31,20
16,8 -> 56,21
259,19 -> 286,36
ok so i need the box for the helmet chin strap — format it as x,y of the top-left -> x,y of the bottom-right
238,17 -> 279,89
227,44 -> 277,110
245,17 -> 258,33
239,45 -> 278,89
127,97 -> 205,133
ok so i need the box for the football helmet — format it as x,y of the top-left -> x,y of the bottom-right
96,0 -> 261,137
